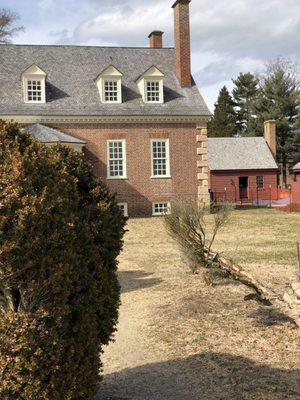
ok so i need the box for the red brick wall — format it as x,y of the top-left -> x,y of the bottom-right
49,123 -> 199,217
291,182 -> 300,204
173,0 -> 191,87
209,169 -> 278,202
149,32 -> 163,49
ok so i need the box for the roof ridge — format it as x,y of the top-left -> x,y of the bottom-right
0,43 -> 174,50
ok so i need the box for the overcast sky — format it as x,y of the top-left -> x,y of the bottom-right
3,0 -> 300,111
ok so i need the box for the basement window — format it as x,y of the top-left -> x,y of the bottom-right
256,176 -> 264,189
152,202 -> 171,216
117,203 -> 128,217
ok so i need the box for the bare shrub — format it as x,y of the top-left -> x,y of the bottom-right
164,202 -> 232,274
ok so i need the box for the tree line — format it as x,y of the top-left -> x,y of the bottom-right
207,59 -> 300,183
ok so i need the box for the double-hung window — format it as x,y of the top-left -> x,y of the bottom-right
256,176 -> 264,189
107,140 -> 126,179
104,80 -> 119,102
151,139 -> 170,177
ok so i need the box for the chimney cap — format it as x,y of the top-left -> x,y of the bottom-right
264,120 -> 276,125
172,0 -> 191,8
148,30 -> 164,38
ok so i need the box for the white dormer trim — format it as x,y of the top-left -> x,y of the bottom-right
95,65 -> 123,104
22,65 -> 47,104
136,66 -> 164,104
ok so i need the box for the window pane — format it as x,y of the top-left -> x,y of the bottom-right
256,176 -> 264,189
27,79 -> 43,102
153,203 -> 170,215
108,141 -> 125,178
104,80 -> 119,102
146,81 -> 160,102
152,140 -> 168,176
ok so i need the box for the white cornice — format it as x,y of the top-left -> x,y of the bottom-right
0,114 -> 211,125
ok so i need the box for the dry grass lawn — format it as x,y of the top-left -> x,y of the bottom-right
96,208 -> 300,400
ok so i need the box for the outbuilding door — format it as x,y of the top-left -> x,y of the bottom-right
239,176 -> 248,199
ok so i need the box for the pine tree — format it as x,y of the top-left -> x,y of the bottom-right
207,86 -> 238,137
232,72 -> 260,136
256,59 -> 300,184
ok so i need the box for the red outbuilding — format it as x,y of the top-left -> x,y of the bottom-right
208,121 -> 279,204
292,162 -> 300,183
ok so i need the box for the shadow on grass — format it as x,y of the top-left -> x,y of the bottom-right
96,352 -> 299,400
118,270 -> 162,294
249,306 -> 296,327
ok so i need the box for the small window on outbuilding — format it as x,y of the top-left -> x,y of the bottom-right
256,176 -> 264,189
22,65 -> 47,104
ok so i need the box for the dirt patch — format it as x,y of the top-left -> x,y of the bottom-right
96,210 -> 300,399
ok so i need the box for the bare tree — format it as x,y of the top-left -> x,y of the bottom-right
164,202 -> 232,273
0,9 -> 24,44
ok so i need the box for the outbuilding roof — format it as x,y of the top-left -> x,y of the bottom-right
292,162 -> 300,171
22,124 -> 86,145
0,44 -> 210,117
207,137 -> 278,171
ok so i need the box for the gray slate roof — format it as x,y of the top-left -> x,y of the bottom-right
208,137 -> 278,171
22,124 -> 86,144
0,44 -> 211,117
293,162 -> 300,171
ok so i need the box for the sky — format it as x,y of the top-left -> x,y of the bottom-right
2,0 -> 300,111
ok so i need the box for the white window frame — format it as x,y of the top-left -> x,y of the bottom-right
96,66 -> 123,104
107,139 -> 127,179
151,139 -> 170,178
256,175 -> 264,189
152,202 -> 171,216
117,203 -> 128,217
23,76 -> 46,104
102,79 -> 122,104
144,78 -> 163,103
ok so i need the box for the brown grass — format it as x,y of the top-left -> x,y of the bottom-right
97,208 -> 300,400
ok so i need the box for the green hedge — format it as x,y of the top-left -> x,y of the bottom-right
0,121 -> 126,399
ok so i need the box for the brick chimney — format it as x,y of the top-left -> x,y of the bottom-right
148,31 -> 164,48
172,0 -> 192,87
264,120 -> 277,158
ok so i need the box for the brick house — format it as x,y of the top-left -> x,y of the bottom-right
0,0 -> 211,217
208,121 -> 279,203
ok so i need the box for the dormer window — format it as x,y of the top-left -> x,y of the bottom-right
27,80 -> 42,102
22,65 -> 46,104
96,65 -> 122,104
104,80 -> 119,102
146,81 -> 161,102
136,66 -> 164,104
